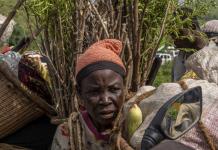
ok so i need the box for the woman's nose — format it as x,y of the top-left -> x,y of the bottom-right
99,92 -> 111,104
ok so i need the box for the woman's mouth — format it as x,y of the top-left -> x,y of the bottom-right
99,110 -> 115,119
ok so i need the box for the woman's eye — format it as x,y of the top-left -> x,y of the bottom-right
110,87 -> 121,93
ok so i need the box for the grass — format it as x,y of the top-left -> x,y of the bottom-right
0,0 -> 27,30
0,0 -> 38,49
153,61 -> 173,87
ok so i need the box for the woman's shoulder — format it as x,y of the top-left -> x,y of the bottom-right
51,123 -> 70,150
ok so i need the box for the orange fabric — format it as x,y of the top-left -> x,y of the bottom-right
76,39 -> 126,76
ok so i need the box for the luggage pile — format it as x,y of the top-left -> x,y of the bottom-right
0,50 -> 56,139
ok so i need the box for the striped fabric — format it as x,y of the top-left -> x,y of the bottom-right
202,20 -> 218,36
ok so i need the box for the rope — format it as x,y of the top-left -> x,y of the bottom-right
68,112 -> 84,150
119,137 -> 134,150
198,121 -> 217,150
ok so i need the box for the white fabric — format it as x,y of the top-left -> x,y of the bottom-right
185,41 -> 218,84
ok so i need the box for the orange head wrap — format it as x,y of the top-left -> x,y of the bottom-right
76,39 -> 126,84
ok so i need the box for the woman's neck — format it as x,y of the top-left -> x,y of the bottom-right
88,114 -> 113,133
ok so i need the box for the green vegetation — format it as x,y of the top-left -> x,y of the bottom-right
7,24 -> 25,46
154,61 -> 173,87
0,0 -> 26,29
0,0 -> 30,47
0,0 -> 217,87
167,107 -> 179,120
204,0 -> 218,20
154,0 -> 218,87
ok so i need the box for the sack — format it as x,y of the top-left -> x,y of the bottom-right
185,42 -> 218,85
127,79 -> 218,150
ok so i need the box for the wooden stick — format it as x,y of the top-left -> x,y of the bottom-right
88,0 -> 109,38
131,0 -> 140,92
144,1 -> 171,83
120,137 -> 134,150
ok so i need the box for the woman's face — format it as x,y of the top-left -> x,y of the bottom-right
79,69 -> 124,131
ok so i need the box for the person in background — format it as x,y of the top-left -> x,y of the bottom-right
171,7 -> 208,81
177,20 -> 218,150
202,20 -> 218,46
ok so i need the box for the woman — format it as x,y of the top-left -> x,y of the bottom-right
51,39 -> 196,150
171,7 -> 207,81
51,39 -> 127,150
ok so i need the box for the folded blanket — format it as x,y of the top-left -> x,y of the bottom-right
18,51 -> 52,102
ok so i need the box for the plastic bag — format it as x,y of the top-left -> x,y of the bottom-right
0,51 -> 21,76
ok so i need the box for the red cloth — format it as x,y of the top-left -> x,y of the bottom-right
1,45 -> 11,54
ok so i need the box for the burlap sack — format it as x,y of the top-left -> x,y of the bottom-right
125,79 -> 218,150
185,42 -> 218,85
